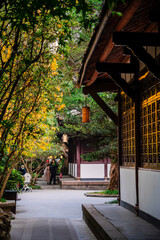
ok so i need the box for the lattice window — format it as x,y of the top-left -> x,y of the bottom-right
120,46 -> 160,169
140,76 -> 160,169
121,92 -> 135,166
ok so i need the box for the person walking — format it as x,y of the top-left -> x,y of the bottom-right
49,160 -> 58,185
44,164 -> 51,184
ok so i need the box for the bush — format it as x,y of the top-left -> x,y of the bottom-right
0,198 -> 6,202
0,166 -> 24,191
32,173 -> 41,178
29,185 -> 41,189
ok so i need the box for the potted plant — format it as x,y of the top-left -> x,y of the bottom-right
0,167 -> 24,214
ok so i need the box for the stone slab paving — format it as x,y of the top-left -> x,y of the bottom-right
94,204 -> 160,240
11,218 -> 80,240
11,185 -> 115,240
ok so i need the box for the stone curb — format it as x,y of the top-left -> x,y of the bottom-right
82,204 -> 127,240
84,193 -> 119,198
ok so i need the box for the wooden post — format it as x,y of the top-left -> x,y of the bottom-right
76,139 -> 81,181
104,158 -> 108,181
118,88 -> 122,205
134,65 -> 140,216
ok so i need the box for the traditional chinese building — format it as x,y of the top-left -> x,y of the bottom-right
77,0 -> 160,228
68,138 -> 111,180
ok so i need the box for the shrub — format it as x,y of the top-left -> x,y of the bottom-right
0,198 -> 6,202
0,166 -> 24,191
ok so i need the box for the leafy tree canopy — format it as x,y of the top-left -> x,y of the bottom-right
0,0 -> 123,197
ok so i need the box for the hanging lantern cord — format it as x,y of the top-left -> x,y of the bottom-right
85,95 -> 87,106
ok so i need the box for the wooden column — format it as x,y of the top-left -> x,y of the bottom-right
134,68 -> 140,216
118,88 -> 122,205
76,139 -> 81,181
104,158 -> 108,181
74,140 -> 76,177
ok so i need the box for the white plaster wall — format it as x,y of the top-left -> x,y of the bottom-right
80,164 -> 104,179
69,163 -> 74,177
107,164 -> 111,178
70,163 -> 72,176
70,163 -> 73,176
72,163 -> 75,177
120,167 -> 136,206
139,169 -> 160,220
68,163 -> 77,177
74,164 -> 77,178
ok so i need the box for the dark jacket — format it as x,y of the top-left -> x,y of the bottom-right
19,168 -> 26,175
49,163 -> 58,175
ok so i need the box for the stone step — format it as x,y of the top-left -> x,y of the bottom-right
82,204 -> 127,240
59,179 -> 109,190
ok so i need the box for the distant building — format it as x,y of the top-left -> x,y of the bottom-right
68,138 -> 111,180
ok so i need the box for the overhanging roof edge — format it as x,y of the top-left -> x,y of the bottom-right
77,5 -> 111,88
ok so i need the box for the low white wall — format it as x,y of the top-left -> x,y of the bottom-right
107,164 -> 111,178
74,164 -> 77,178
120,167 -> 136,206
139,169 -> 160,220
68,163 -> 74,176
80,164 -> 104,179
68,163 -> 77,177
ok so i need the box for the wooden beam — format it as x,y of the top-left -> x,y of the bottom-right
123,47 -> 133,56
110,73 -> 135,101
128,45 -> 160,79
150,7 -> 160,22
113,32 -> 160,79
86,71 -> 98,87
83,79 -> 118,94
99,0 -> 143,62
113,32 -> 160,46
89,92 -> 118,125
96,62 -> 139,74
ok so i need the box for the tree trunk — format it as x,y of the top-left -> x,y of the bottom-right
0,164 -> 15,199
21,157 -> 30,173
32,172 -> 38,185
107,162 -> 118,191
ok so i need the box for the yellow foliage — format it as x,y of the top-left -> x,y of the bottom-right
57,103 -> 66,111
51,58 -> 57,71
1,45 -> 12,62
56,86 -> 61,91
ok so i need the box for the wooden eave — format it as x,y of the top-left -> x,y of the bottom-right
77,0 -> 159,91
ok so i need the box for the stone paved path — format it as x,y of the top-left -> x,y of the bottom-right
12,218 -> 83,240
11,181 -> 115,240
